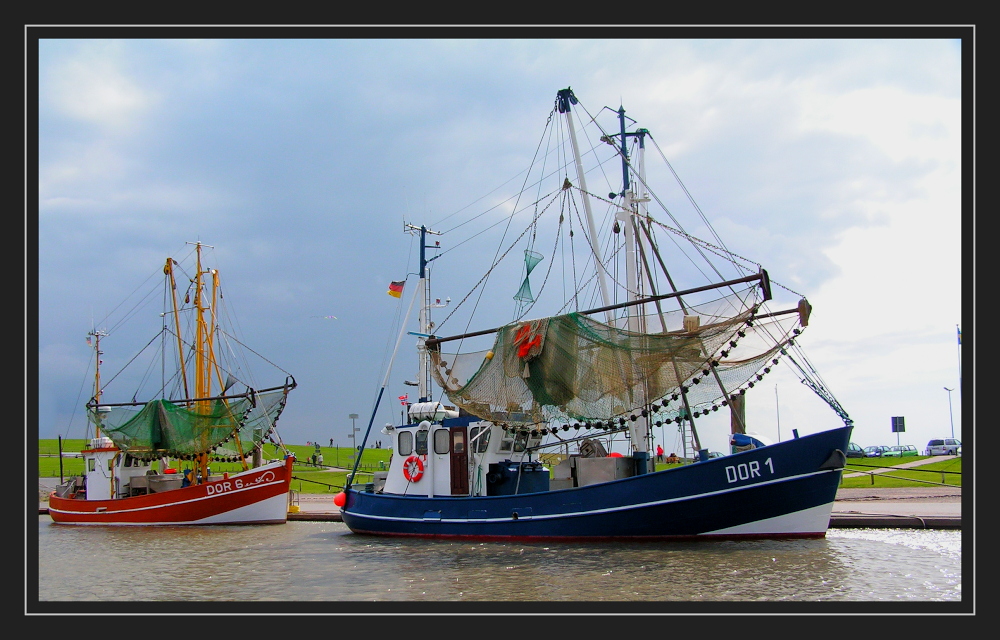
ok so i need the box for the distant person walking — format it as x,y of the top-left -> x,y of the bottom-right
656,444 -> 664,463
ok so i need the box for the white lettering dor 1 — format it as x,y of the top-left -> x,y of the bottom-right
725,458 -> 774,483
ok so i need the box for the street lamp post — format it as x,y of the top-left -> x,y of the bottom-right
943,387 -> 955,439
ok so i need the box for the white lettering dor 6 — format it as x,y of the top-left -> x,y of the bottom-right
725,458 -> 774,483
206,479 -> 244,495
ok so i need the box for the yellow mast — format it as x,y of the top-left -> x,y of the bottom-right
188,242 -> 248,478
164,257 -> 191,402
192,242 -> 212,482
207,265 -> 250,470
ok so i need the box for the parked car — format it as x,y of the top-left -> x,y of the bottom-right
864,445 -> 890,457
926,438 -> 961,456
846,442 -> 865,458
884,445 -> 918,457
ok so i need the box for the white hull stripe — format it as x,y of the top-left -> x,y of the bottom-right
349,468 -> 840,525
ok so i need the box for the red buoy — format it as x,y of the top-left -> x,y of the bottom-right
609,452 -> 623,458
333,491 -> 347,507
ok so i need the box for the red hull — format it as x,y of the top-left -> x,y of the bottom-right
48,457 -> 294,525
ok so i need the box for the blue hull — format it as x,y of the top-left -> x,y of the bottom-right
341,425 -> 852,540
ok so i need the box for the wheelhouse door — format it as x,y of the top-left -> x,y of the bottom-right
450,426 -> 469,495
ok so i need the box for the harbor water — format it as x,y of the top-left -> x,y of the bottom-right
33,515 -> 962,611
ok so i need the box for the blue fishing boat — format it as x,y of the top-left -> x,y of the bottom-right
338,88 -> 853,540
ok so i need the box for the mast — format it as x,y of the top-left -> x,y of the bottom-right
345,223 -> 442,492
188,241 -> 216,482
88,328 -> 107,439
405,224 -> 444,402
164,257 -> 190,403
557,88 -> 614,322
612,105 -> 652,464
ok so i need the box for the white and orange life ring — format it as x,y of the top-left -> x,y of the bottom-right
402,455 -> 424,482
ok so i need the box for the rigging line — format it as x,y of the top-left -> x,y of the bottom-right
572,174 -> 802,302
565,185 -> 652,311
377,248 -> 416,394
436,186 -> 559,257
589,119 -> 740,287
215,329 -> 293,377
63,353 -> 94,440
102,278 -> 163,339
93,331 -> 163,397
553,188 -> 598,315
94,249 -> 187,339
433,108 -> 557,233
643,216 -> 804,299
787,337 -> 836,395
430,199 -> 565,408
646,132 -> 734,261
213,294 -> 255,390
436,137 -> 618,261
574,183 -> 722,288
568,195 -> 579,312
564,184 -> 609,311
435,108 -> 556,242
513,212 -> 564,322
438,122 -> 619,257
784,350 -> 851,423
572,99 -> 621,205
434,189 -> 562,332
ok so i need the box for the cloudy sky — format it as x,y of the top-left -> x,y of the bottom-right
31,28 -> 968,457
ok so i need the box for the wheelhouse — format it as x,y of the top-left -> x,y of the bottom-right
379,402 -> 545,497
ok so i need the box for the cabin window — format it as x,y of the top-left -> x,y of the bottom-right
452,429 -> 465,454
434,429 -> 450,454
88,459 -> 96,472
499,432 -> 513,452
397,431 -> 413,456
415,430 -> 428,455
513,431 -> 529,452
470,426 -> 491,453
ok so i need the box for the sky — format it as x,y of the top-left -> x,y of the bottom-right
30,28 -> 970,459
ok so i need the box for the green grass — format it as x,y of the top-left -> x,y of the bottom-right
37,441 -> 961,493
839,455 -> 962,488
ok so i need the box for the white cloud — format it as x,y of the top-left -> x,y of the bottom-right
42,40 -> 157,131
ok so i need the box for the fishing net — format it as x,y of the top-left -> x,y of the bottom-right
90,386 -> 291,461
430,286 -> 803,427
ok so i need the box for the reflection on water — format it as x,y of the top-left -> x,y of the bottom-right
35,518 -> 961,606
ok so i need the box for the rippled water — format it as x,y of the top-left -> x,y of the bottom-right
33,516 -> 962,610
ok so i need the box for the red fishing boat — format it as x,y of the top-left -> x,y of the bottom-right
48,453 -> 293,525
48,242 -> 297,526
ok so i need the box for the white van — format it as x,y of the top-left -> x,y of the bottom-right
925,438 -> 961,456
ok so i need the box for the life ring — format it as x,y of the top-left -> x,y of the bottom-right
402,456 -> 424,482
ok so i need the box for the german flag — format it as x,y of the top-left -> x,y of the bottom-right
387,280 -> 405,298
